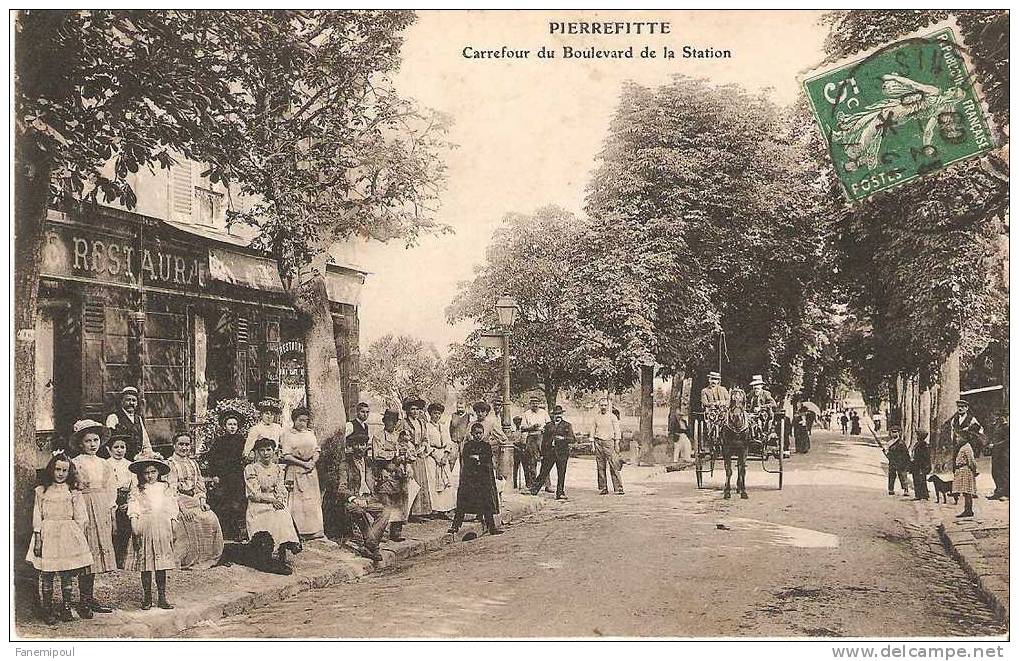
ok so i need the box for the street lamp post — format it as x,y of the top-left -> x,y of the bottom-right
494,295 -> 519,484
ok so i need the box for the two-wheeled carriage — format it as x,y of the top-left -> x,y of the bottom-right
692,404 -> 785,490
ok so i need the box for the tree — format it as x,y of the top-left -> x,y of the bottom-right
196,11 -> 450,476
361,334 -> 449,410
578,77 -> 838,462
446,206 -> 598,411
14,10 -> 244,601
820,10 -> 1009,466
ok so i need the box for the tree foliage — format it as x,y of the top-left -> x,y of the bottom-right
579,77 -> 840,397
820,10 -> 1009,383
361,334 -> 449,410
446,205 -> 599,409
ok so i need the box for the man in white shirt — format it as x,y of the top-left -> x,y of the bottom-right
521,397 -> 552,492
590,399 -> 624,495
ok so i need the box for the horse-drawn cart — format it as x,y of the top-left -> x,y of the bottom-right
691,400 -> 785,493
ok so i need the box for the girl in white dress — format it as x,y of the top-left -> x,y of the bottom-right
26,453 -> 94,624
70,419 -> 117,614
126,453 -> 179,610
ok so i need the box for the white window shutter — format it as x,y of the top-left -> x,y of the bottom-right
169,160 -> 194,222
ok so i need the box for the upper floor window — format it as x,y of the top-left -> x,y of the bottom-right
194,186 -> 224,227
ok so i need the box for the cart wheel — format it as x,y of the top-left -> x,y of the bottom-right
777,419 -> 785,490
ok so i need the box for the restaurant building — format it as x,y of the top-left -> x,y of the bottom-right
34,159 -> 365,456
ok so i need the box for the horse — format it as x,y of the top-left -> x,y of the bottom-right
720,388 -> 752,500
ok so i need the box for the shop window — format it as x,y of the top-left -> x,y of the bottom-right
35,311 -> 56,431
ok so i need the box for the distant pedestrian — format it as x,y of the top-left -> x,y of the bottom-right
530,406 -> 575,500
793,407 -> 811,454
872,411 -> 883,432
839,411 -> 849,435
952,430 -> 979,518
910,430 -> 931,501
672,418 -> 692,463
589,399 -> 623,495
447,423 -> 503,536
850,411 -> 862,436
988,415 -> 1009,500
885,426 -> 911,497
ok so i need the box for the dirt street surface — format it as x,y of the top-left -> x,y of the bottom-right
185,430 -> 1007,638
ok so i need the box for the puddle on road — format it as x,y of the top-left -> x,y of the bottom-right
720,518 -> 839,549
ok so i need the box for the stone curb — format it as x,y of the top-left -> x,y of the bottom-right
937,521 -> 1010,624
18,495 -> 547,639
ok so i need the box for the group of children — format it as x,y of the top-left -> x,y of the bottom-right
27,420 -> 184,625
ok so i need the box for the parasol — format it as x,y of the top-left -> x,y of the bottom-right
798,401 -> 822,416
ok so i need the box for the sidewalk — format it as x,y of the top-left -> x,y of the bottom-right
915,455 -> 1009,623
15,493 -> 545,639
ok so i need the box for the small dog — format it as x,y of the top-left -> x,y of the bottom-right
928,475 -> 959,504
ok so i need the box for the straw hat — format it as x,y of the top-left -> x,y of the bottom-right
71,419 -> 110,446
129,451 -> 170,476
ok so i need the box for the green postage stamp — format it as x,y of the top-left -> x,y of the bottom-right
802,20 -> 995,202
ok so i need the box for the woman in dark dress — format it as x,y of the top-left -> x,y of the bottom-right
205,409 -> 247,541
447,423 -> 503,536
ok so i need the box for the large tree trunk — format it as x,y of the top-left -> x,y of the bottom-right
668,368 -> 684,439
637,364 -> 654,466
296,260 -> 348,539
544,381 -> 558,414
14,132 -> 52,606
932,347 -> 962,471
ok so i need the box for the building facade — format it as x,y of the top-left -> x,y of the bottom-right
34,159 -> 365,459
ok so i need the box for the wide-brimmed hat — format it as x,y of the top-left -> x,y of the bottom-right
71,419 -> 110,445
707,371 -> 721,379
402,396 -> 426,412
552,405 -> 566,416
129,451 -> 170,476
218,407 -> 244,427
749,375 -> 766,387
256,398 -> 282,414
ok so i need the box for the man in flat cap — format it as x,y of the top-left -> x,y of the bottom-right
102,386 -> 152,459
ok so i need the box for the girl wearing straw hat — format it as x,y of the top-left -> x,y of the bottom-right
126,452 -> 179,609
69,419 -> 117,614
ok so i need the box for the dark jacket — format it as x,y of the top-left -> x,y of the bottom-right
886,440 -> 911,472
456,438 -> 499,514
205,432 -> 246,497
911,440 -> 932,475
542,419 -> 576,454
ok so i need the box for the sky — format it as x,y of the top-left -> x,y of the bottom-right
351,10 -> 830,354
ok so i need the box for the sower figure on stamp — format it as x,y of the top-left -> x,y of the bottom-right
530,406 -> 575,500
589,399 -> 623,495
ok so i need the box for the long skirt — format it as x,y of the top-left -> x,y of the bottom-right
173,494 -> 225,569
410,457 -> 433,515
953,466 -> 978,496
126,515 -> 177,572
428,457 -> 457,512
81,490 -> 117,573
246,501 -> 300,553
287,466 -> 324,538
26,519 -> 93,572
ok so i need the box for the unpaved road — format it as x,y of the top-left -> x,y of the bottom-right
185,431 -> 1006,638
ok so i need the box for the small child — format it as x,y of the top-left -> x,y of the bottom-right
126,453 -> 179,609
105,435 -> 134,569
26,453 -> 94,624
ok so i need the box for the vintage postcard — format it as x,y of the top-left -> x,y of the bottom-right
9,8 -> 1009,651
